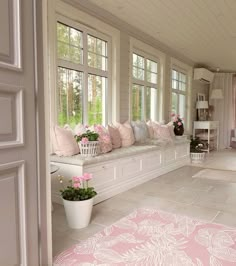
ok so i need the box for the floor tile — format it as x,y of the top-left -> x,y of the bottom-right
52,151 -> 236,257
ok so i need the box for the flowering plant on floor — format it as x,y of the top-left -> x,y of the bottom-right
75,130 -> 99,144
58,173 -> 97,201
190,136 -> 206,153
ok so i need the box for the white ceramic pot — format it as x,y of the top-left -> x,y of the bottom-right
63,197 -> 94,229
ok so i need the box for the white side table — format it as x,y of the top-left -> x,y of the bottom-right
193,121 -> 219,152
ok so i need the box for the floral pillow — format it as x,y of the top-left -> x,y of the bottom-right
50,125 -> 80,156
108,125 -> 121,149
92,125 -> 112,153
116,121 -> 135,147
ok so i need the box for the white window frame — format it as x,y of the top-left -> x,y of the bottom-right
130,37 -> 165,121
170,58 -> 192,133
56,15 -> 111,125
49,0 -> 120,126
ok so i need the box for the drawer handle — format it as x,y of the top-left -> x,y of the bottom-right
102,166 -> 106,169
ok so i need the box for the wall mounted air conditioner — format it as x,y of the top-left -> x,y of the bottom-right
193,68 -> 214,83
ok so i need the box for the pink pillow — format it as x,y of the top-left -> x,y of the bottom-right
51,126 -> 79,156
93,125 -> 112,154
148,121 -> 161,139
108,125 -> 121,149
146,120 -> 159,138
116,122 -> 135,147
154,124 -> 173,141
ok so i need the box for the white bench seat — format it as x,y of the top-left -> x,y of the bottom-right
51,139 -> 190,204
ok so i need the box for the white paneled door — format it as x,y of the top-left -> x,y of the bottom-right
0,0 -> 46,265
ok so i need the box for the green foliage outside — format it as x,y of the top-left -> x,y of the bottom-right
57,22 -> 105,128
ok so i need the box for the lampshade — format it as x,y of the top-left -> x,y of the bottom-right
210,89 -> 223,99
196,101 -> 209,109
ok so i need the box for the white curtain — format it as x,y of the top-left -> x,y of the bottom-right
210,73 -> 236,149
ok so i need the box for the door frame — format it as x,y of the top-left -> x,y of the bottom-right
35,0 -> 52,264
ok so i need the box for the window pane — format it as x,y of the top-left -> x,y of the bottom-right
147,72 -> 157,84
172,70 -> 178,80
57,22 -> 83,64
172,80 -> 178,90
147,59 -> 157,73
70,28 -> 82,47
179,94 -> 185,119
133,53 -> 144,68
57,42 -> 69,60
180,72 -> 186,82
172,92 -> 178,114
88,35 -> 96,53
133,66 -> 144,80
69,46 -> 82,64
88,74 -> 106,125
146,87 -> 158,120
132,84 -> 144,121
57,67 -> 83,127
179,82 -> 186,91
57,23 -> 69,43
133,53 -> 138,67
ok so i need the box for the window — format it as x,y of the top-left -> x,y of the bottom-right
56,22 -> 109,127
131,52 -> 159,121
171,69 -> 187,119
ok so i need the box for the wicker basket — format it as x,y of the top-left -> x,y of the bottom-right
79,141 -> 100,157
190,152 -> 205,164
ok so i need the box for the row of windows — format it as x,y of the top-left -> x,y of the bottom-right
56,21 -> 189,127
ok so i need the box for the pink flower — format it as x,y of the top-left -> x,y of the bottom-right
81,137 -> 89,144
73,182 -> 80,188
171,113 -> 175,117
178,122 -> 182,126
85,125 -> 89,128
83,173 -> 93,181
95,125 -> 103,133
174,118 -> 178,122
177,114 -> 180,118
72,176 -> 81,182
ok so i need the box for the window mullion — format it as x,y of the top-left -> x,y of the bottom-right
83,29 -> 88,125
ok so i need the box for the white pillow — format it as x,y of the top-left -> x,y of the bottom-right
131,121 -> 149,143
51,126 -> 79,156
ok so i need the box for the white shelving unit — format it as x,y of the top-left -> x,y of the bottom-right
193,121 -> 219,152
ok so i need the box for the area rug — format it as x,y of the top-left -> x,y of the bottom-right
192,168 -> 236,182
54,208 -> 236,265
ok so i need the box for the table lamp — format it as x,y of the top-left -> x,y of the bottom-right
196,100 -> 209,121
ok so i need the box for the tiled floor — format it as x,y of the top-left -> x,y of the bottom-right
52,150 -> 236,256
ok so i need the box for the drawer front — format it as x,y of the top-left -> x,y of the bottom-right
142,151 -> 162,172
85,163 -> 116,191
164,148 -> 176,164
118,157 -> 142,179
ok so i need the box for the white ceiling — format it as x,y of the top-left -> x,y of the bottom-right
87,0 -> 236,71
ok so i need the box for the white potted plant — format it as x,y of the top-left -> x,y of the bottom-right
58,173 -> 97,229
75,130 -> 100,157
190,137 -> 206,163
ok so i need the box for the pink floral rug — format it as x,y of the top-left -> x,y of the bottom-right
54,208 -> 236,265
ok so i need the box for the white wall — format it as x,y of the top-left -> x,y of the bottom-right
60,0 -> 208,129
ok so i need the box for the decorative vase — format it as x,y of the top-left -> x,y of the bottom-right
79,141 -> 100,157
62,197 -> 94,229
174,126 -> 184,136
